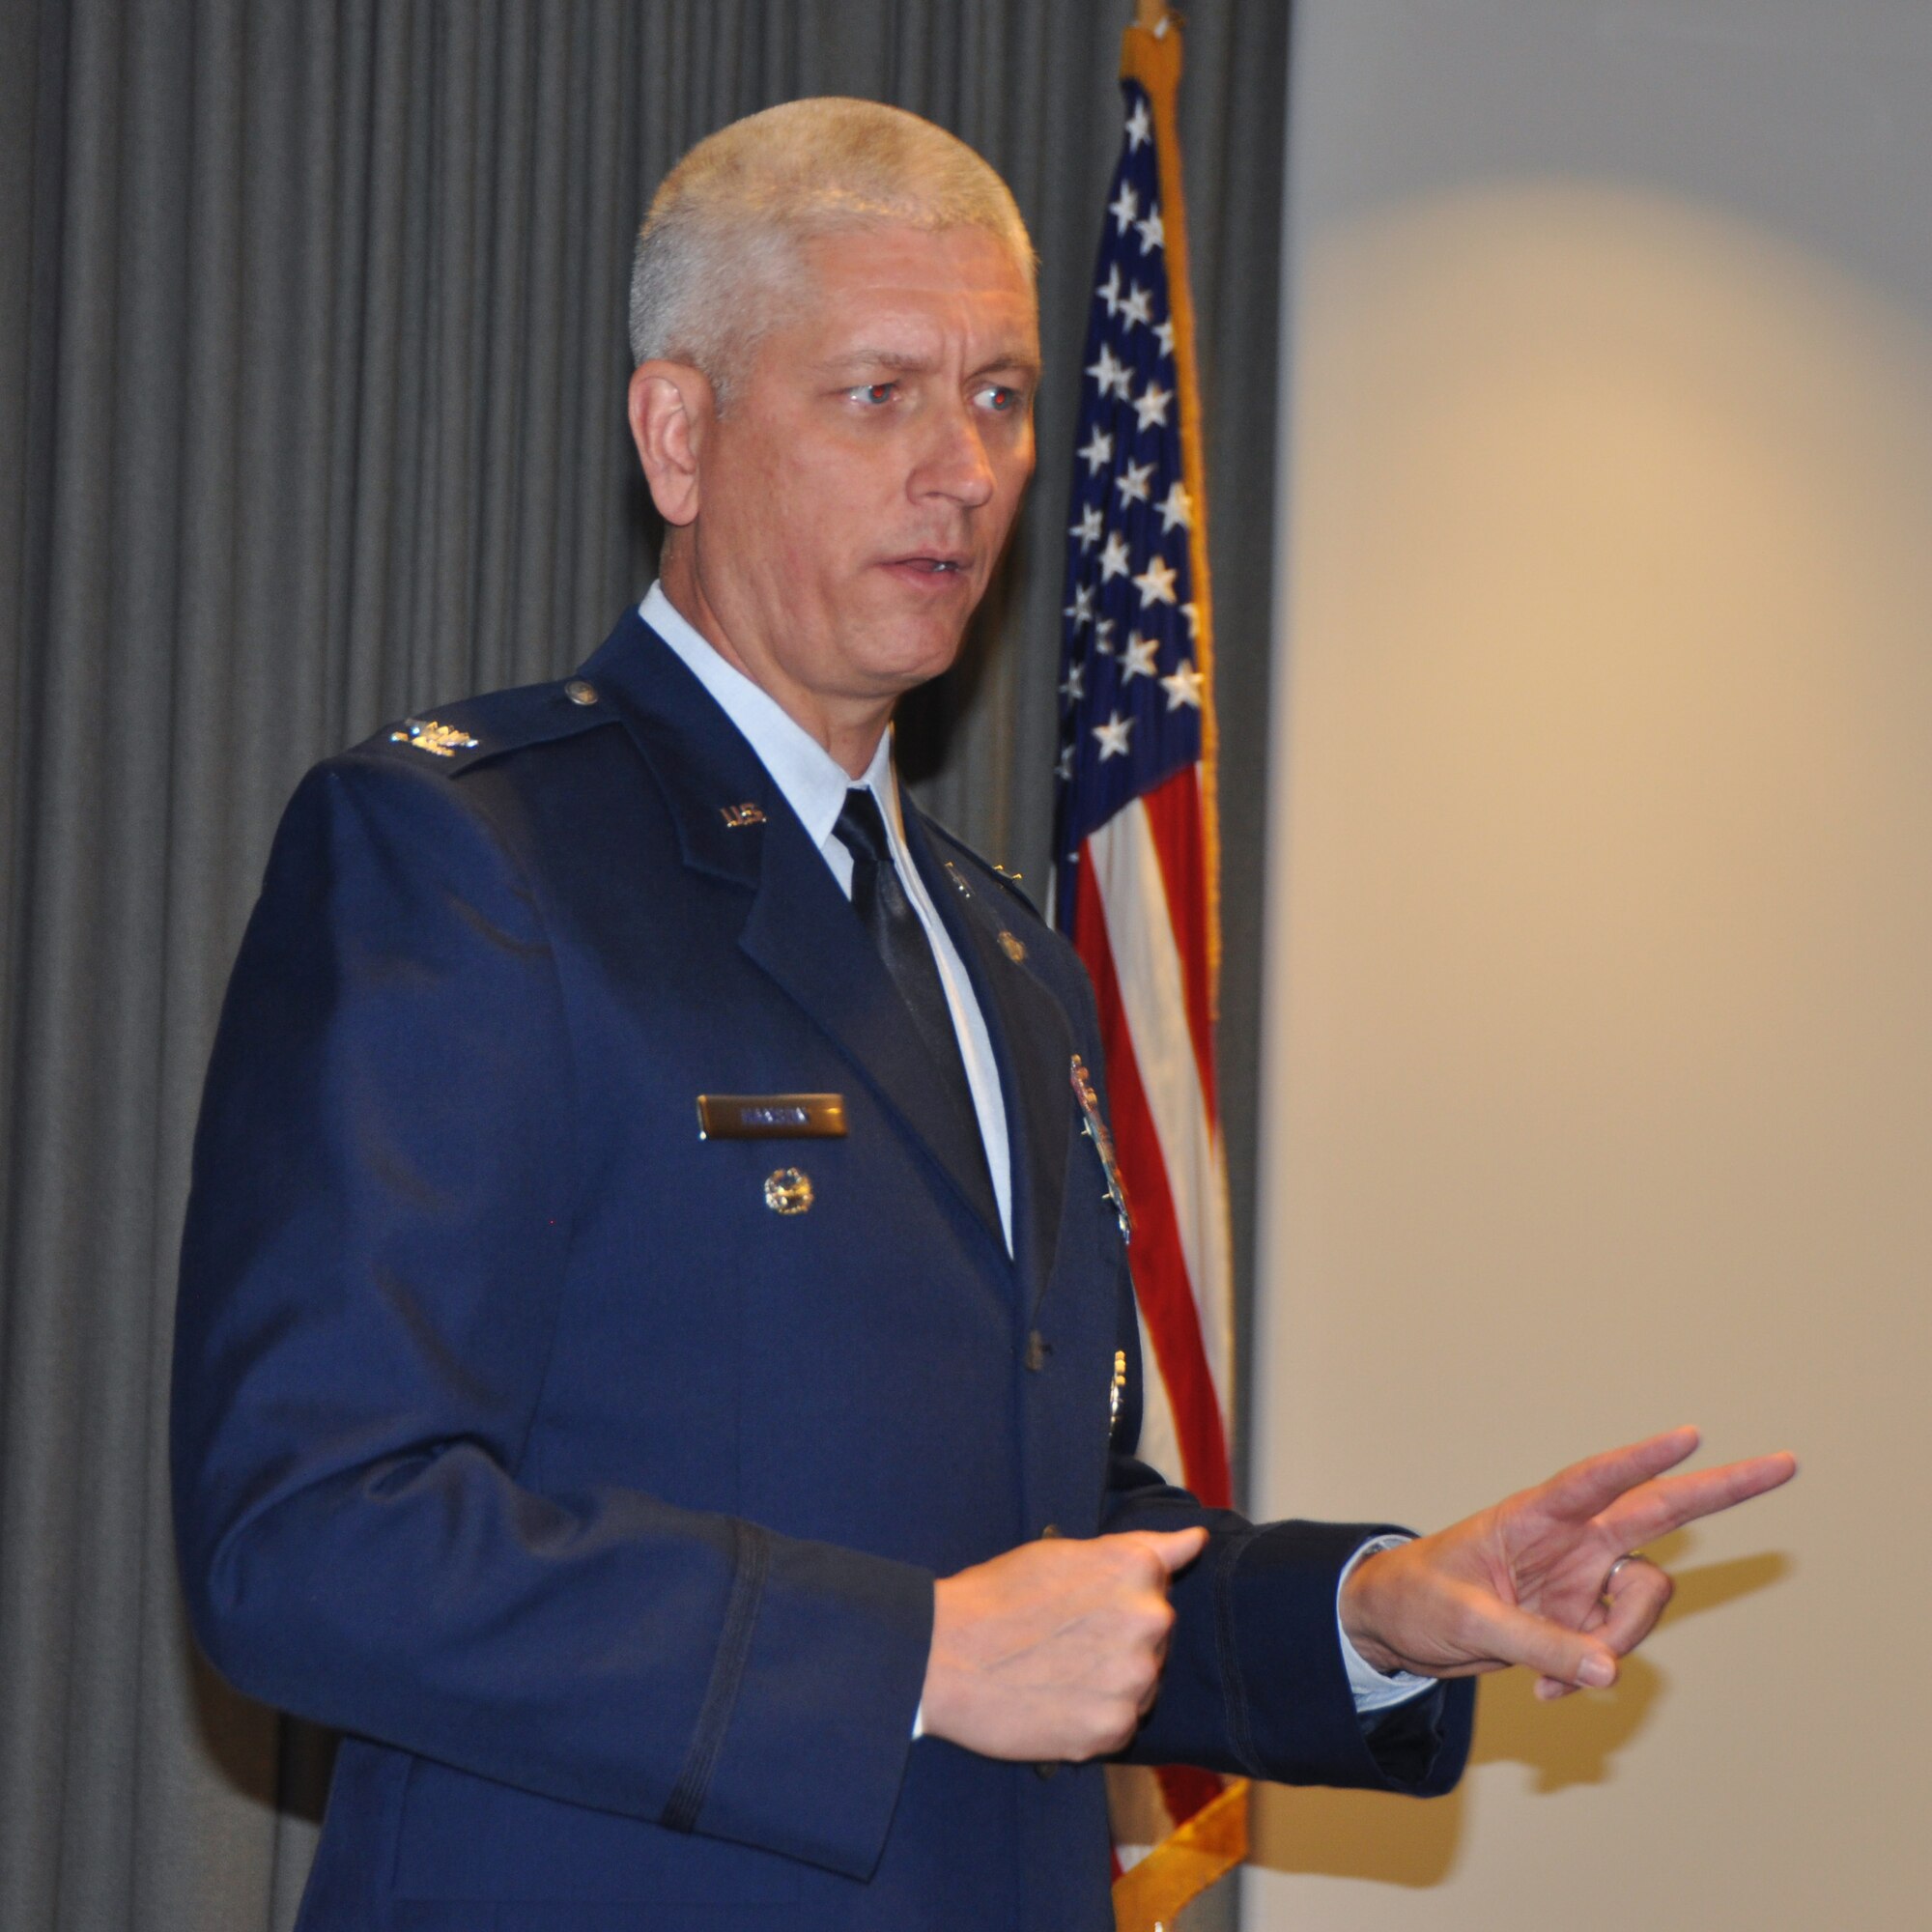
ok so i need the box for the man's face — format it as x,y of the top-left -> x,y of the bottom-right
678,222 -> 1040,716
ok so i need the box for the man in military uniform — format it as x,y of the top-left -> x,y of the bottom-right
171,99 -> 1795,1932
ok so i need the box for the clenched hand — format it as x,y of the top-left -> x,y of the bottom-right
920,1527 -> 1208,1761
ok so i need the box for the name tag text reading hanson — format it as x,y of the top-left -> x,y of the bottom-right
696,1094 -> 848,1140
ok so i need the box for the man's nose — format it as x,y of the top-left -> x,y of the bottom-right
915,403 -> 997,507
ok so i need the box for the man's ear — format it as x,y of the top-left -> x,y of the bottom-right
629,360 -> 714,527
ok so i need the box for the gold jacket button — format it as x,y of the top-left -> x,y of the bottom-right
564,678 -> 599,706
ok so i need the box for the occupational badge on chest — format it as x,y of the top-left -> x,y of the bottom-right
1069,1054 -> 1131,1242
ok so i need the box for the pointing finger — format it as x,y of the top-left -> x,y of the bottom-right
1598,1451 -> 1799,1548
1530,1426 -> 1703,1524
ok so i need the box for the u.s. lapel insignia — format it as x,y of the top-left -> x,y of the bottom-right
997,929 -> 1027,964
1110,1348 -> 1128,1437
721,802 -> 766,829
389,717 -> 478,758
1070,1054 -> 1131,1242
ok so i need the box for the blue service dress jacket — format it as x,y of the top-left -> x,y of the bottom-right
171,606 -> 1472,1932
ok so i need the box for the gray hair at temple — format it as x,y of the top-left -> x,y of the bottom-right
628,97 -> 1036,401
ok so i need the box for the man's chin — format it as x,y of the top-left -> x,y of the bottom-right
846,610 -> 975,695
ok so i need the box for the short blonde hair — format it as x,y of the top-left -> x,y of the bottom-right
629,97 -> 1035,395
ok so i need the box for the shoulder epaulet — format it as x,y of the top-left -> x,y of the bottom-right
360,673 -> 615,777
922,818 -> 1043,922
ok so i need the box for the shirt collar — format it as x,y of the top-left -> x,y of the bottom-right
639,581 -> 898,854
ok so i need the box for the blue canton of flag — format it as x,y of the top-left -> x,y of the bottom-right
1052,80 -> 1205,930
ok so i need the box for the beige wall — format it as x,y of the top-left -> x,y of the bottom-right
1243,6 -> 1932,1927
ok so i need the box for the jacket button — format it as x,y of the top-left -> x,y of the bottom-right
1034,1760 -> 1059,1779
564,678 -> 599,706
1038,1523 -> 1061,1539
1024,1330 -> 1049,1372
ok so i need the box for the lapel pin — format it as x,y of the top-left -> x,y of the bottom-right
721,803 -> 766,829
997,930 -> 1027,964
762,1167 -> 813,1215
1110,1349 -> 1127,1435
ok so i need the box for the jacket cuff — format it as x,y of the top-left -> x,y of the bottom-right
676,1527 -> 935,1878
1222,1520 -> 1471,1795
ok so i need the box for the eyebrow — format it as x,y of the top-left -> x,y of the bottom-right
823,346 -> 1042,381
825,348 -> 937,376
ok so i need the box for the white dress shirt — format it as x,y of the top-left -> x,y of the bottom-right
639,582 -> 1429,1717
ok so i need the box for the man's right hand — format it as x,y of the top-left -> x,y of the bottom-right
919,1527 -> 1209,1761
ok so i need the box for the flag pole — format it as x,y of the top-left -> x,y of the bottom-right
1106,16 -> 1249,1926
1111,1776 -> 1251,1931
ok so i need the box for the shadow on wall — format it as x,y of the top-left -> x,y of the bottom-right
1246,1535 -> 1795,1886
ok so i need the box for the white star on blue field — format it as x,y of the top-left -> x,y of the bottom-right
1053,80 -> 1203,927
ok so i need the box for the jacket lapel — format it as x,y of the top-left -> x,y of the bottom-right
582,611 -> 1007,1254
736,823 -> 1005,1246
902,810 -> 1073,1318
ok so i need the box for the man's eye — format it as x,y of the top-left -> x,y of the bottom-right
978,384 -> 1027,413
848,382 -> 897,407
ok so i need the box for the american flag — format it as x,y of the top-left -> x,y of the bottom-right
1053,31 -> 1245,1918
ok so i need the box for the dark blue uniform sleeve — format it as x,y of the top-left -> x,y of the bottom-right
1095,1171 -> 1472,1794
170,754 -> 932,1879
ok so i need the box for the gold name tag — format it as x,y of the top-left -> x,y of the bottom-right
696,1094 -> 848,1140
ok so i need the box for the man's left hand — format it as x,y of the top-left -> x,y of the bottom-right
1340,1427 -> 1798,1699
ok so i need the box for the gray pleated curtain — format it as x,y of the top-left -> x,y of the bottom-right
0,5 -> 1290,1927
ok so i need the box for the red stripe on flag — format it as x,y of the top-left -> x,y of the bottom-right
1073,853 -> 1233,1509
1156,1763 -> 1228,1833
1140,768 -> 1219,1122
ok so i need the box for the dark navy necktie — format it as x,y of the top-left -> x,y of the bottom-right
834,787 -> 998,1233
